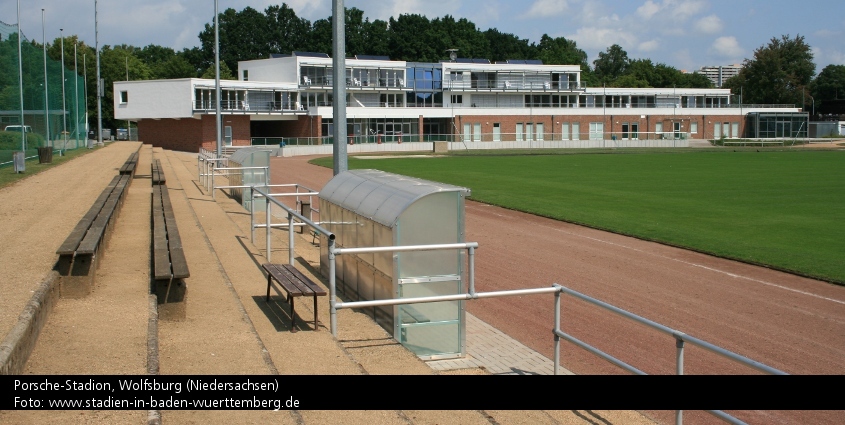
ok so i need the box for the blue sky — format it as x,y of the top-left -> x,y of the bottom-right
3,0 -> 844,73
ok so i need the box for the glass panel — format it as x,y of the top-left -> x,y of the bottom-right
631,123 -> 639,139
526,123 -> 533,141
473,123 -> 481,142
536,123 -> 544,141
731,122 -> 739,138
562,123 -> 569,140
714,123 -> 721,138
516,123 -> 523,141
572,123 -> 580,140
398,280 -> 462,357
492,123 -> 501,142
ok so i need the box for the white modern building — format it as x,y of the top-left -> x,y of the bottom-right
114,53 -> 803,153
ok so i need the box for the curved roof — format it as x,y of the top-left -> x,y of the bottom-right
319,169 -> 470,228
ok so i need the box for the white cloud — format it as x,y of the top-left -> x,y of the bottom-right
710,36 -> 743,58
568,27 -> 637,51
694,14 -> 723,34
635,0 -> 707,22
636,1 -> 661,20
521,0 -> 569,19
638,39 -> 660,52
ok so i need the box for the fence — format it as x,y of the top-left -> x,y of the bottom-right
0,26 -> 88,168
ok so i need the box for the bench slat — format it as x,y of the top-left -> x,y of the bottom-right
76,176 -> 129,255
57,175 -> 122,255
282,264 -> 327,296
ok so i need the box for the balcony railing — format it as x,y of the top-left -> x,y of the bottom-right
443,80 -> 587,91
300,75 -> 405,89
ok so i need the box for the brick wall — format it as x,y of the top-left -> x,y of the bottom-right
138,115 -> 251,152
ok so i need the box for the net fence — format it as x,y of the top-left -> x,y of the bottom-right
1,21 -> 87,167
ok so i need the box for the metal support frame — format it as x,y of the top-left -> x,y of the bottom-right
247,187 -> 786,425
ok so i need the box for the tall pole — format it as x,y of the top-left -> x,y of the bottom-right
84,53 -> 89,147
96,0 -> 103,146
126,56 -> 129,141
74,42 -> 79,148
42,9 -> 50,148
214,0 -> 222,157
17,0 -> 25,151
61,28 -> 67,154
332,0 -> 347,175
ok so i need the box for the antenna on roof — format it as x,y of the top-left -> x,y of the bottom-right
445,49 -> 458,62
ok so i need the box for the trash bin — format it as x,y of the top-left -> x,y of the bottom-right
37,147 -> 53,164
13,151 -> 25,173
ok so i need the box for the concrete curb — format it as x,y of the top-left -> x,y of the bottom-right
0,270 -> 60,375
147,294 -> 162,425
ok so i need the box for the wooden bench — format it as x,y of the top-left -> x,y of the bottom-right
262,263 -> 327,332
56,173 -> 133,297
151,181 -> 189,320
151,158 -> 166,185
152,184 -> 189,282
119,151 -> 139,176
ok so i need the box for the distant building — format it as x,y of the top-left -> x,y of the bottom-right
697,64 -> 743,88
114,53 -> 802,152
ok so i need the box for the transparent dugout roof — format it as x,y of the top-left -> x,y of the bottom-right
319,169 -> 470,228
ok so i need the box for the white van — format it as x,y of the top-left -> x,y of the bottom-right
4,125 -> 33,133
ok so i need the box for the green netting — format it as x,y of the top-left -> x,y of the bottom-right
1,22 -> 87,166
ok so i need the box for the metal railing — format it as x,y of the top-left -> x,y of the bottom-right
250,184 -> 320,243
248,185 -> 788,425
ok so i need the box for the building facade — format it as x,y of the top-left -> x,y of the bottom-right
114,53 -> 801,153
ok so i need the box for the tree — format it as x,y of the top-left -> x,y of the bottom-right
536,35 -> 588,67
265,3 -> 310,55
201,61 -> 234,79
593,44 -> 630,84
729,34 -> 815,107
198,7 -> 271,73
811,64 -> 845,107
484,29 -> 535,63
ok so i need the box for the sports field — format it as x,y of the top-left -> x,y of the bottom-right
313,149 -> 845,284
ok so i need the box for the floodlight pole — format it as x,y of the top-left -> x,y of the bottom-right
74,42 -> 79,149
61,28 -> 67,155
96,0 -> 103,146
17,0 -> 25,151
214,0 -> 222,157
331,0 -> 347,175
42,9 -> 50,148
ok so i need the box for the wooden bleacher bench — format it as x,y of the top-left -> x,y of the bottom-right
119,151 -> 139,176
151,158 -> 166,185
262,263 -> 327,332
151,185 -> 189,282
56,173 -> 133,297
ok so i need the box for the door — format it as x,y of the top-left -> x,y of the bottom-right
224,126 -> 232,146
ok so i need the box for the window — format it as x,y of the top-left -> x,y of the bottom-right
690,122 -> 698,134
731,122 -> 739,138
525,123 -> 534,141
243,70 -> 248,81
120,91 -> 128,104
451,95 -> 463,105
536,123 -> 544,141
224,126 -> 232,146
572,123 -> 580,140
516,123 -> 524,141
561,123 -> 570,140
656,122 -> 663,138
473,123 -> 481,142
450,72 -> 463,81
463,123 -> 471,142
589,122 -> 604,140
493,123 -> 501,142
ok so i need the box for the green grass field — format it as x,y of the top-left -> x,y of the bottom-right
312,149 -> 845,284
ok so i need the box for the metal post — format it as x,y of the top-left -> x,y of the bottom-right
250,193 -> 255,243
17,0 -> 25,152
214,0 -> 222,157
265,196 -> 272,262
467,246 -> 476,297
42,9 -> 50,149
74,42 -> 79,149
675,336 -> 684,425
95,0 -> 103,146
288,212 -> 295,266
61,29 -> 67,154
331,0 -> 347,175
553,284 -> 562,375
329,239 -> 337,337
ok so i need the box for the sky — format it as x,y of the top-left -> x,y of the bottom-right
3,0 -> 844,73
